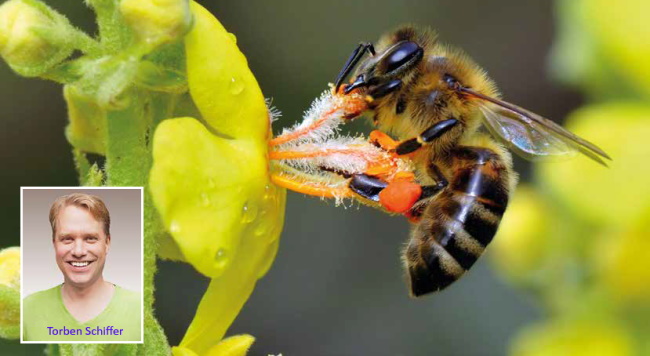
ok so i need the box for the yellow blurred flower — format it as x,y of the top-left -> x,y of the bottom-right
537,102 -> 650,229
593,214 -> 650,302
0,246 -> 20,288
490,185 -> 551,282
552,0 -> 650,99
583,0 -> 650,99
0,246 -> 20,339
502,1 -> 650,355
510,318 -> 633,356
149,2 -> 286,354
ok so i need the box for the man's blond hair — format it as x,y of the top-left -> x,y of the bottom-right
49,193 -> 110,239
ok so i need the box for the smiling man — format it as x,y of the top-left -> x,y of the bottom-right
23,193 -> 141,342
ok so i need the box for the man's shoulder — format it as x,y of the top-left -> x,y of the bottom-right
114,285 -> 141,305
24,285 -> 60,308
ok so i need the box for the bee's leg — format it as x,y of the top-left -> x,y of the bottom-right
334,42 -> 375,93
369,130 -> 400,151
394,118 -> 459,155
348,173 -> 388,202
348,173 -> 425,214
365,79 -> 403,100
406,164 -> 449,220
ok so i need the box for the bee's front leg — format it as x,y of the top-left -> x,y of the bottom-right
333,42 -> 375,93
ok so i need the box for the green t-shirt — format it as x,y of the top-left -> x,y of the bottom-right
23,284 -> 141,342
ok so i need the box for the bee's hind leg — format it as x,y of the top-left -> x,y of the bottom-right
348,174 -> 388,202
349,173 -> 426,216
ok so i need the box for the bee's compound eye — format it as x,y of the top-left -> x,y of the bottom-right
385,41 -> 423,73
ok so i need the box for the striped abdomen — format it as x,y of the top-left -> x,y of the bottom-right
405,146 -> 511,297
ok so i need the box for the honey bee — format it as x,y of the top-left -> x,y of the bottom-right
332,26 -> 610,297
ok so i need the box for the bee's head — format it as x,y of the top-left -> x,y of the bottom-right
340,26 -> 433,99
357,40 -> 424,85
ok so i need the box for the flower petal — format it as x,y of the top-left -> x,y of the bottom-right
180,233 -> 282,354
205,334 -> 255,356
149,117 -> 284,278
185,1 -> 268,142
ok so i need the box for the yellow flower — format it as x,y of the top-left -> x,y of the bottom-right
0,246 -> 20,288
551,0 -> 650,99
490,185 -> 551,282
583,0 -> 650,99
537,102 -> 650,229
173,335 -> 255,356
0,246 -> 20,339
149,2 -> 285,354
593,213 -> 650,302
510,318 -> 633,356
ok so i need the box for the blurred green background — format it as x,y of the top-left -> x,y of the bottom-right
2,0 -> 647,355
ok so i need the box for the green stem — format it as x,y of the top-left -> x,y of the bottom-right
72,30 -> 102,56
101,89 -> 169,354
86,0 -> 132,54
105,89 -> 150,186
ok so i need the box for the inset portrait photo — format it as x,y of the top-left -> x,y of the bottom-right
20,188 -> 143,343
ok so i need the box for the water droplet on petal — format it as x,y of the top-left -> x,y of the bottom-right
263,184 -> 273,199
207,178 -> 216,188
170,220 -> 181,233
229,76 -> 244,95
242,201 -> 258,223
214,248 -> 228,270
227,32 -> 237,44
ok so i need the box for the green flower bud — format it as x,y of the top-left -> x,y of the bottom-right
120,0 -> 192,47
0,247 -> 20,339
64,85 -> 107,155
0,0 -> 74,77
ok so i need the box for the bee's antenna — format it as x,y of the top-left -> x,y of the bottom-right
334,42 -> 375,93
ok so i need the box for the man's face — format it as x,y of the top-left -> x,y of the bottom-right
53,205 -> 110,288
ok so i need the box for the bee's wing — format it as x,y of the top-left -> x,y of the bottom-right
477,101 -> 611,166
